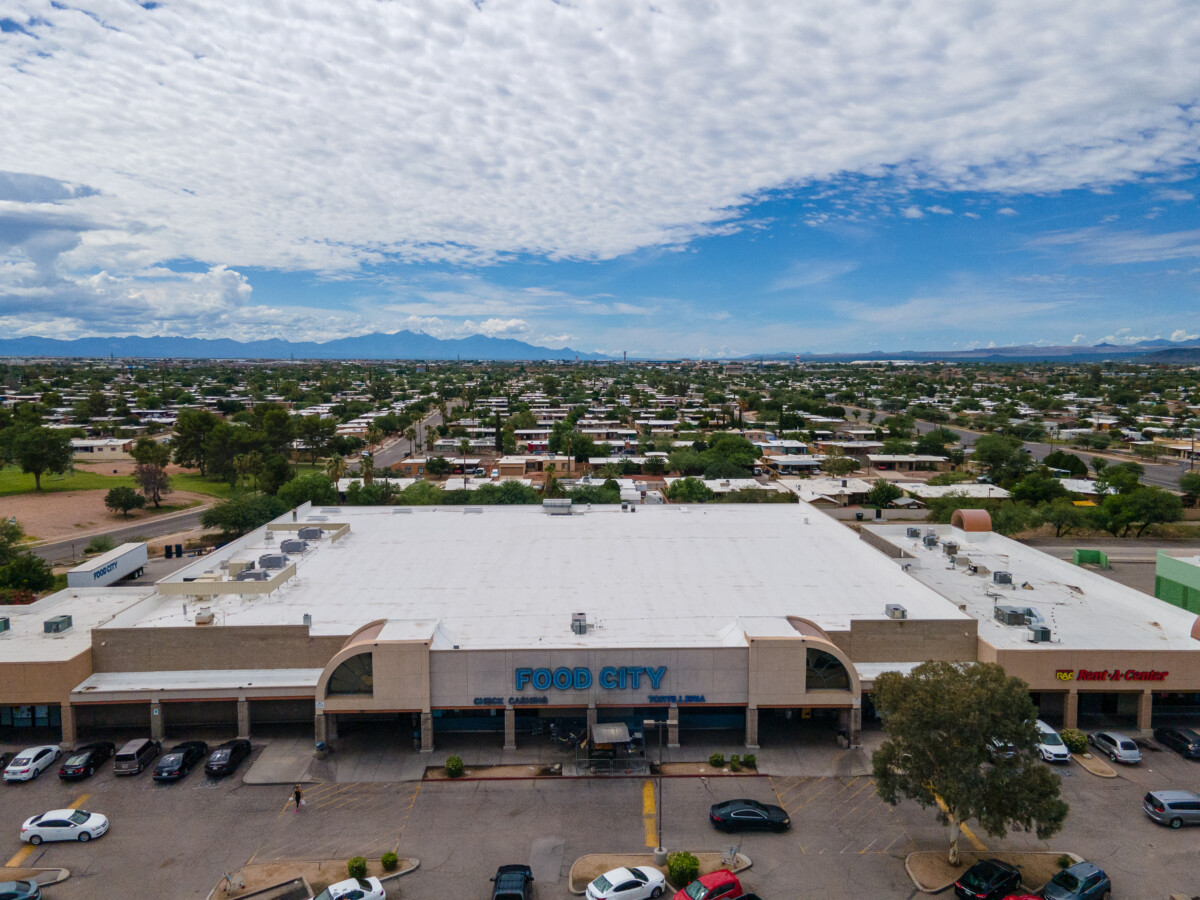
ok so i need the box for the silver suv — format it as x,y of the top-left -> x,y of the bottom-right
1088,731 -> 1141,764
1143,790 -> 1200,828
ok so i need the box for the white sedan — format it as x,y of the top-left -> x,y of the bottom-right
3,746 -> 61,782
21,809 -> 109,844
586,866 -> 667,900
312,877 -> 385,900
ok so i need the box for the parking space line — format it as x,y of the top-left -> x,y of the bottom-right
935,796 -> 987,851
642,780 -> 657,849
5,844 -> 36,868
68,793 -> 92,810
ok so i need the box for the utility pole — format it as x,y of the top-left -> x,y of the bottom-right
643,718 -> 668,864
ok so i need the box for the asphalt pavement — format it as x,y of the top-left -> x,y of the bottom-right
31,508 -> 206,565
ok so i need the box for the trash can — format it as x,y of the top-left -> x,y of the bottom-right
855,512 -> 864,521
314,741 -> 328,760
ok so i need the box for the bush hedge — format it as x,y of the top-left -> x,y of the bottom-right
667,851 -> 699,887
729,753 -> 741,772
742,753 -> 757,769
1059,728 -> 1087,755
381,851 -> 398,872
708,752 -> 725,768
347,857 -> 367,880
445,755 -> 465,778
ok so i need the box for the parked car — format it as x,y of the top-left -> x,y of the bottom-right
153,741 -> 209,782
0,879 -> 41,900
312,877 -> 385,900
1143,789 -> 1200,828
58,742 -> 116,780
112,738 -> 161,775
671,870 -> 743,900
586,866 -> 667,900
1040,861 -> 1112,900
491,864 -> 534,900
205,739 -> 252,777
953,858 -> 1021,900
1087,731 -> 1141,764
987,738 -> 1016,761
1154,726 -> 1200,759
1035,720 -> 1071,763
0,752 -> 12,771
20,808 -> 109,844
709,798 -> 791,832
2,746 -> 61,782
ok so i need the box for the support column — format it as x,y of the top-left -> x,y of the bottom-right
667,703 -> 680,749
586,704 -> 598,733
315,712 -> 329,743
1064,690 -> 1078,730
503,706 -> 516,751
1137,690 -> 1154,734
420,711 -> 434,753
744,706 -> 759,749
60,703 -> 77,749
849,706 -> 862,747
326,713 -> 338,740
150,702 -> 165,741
237,700 -> 251,739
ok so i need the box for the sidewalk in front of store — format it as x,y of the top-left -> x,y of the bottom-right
243,727 -> 879,785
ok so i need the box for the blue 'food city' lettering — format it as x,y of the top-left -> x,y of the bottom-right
93,561 -> 119,580
514,665 -> 666,692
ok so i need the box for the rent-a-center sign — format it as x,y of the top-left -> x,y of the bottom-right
1055,669 -> 1168,682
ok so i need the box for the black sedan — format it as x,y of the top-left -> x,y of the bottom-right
1154,726 -> 1200,759
953,858 -> 1020,900
152,741 -> 208,782
204,739 -> 252,777
709,798 -> 791,833
58,742 -> 116,780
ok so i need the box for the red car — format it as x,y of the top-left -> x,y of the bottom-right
672,870 -> 743,900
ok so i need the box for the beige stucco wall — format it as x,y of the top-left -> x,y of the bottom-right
747,637 -> 859,707
990,643 -> 1200,693
92,625 -> 345,673
829,617 -> 978,663
0,650 -> 93,706
319,640 -> 431,713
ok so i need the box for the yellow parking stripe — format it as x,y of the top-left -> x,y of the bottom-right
6,793 -> 91,867
642,780 -> 657,848
935,796 -> 987,851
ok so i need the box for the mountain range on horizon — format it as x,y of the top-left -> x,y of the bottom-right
2,330 -> 1200,363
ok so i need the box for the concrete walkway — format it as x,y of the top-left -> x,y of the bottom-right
244,725 -> 877,785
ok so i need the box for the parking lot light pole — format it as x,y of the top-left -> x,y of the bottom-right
643,718 -> 667,864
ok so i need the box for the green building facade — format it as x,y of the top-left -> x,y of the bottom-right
1155,551 -> 1200,614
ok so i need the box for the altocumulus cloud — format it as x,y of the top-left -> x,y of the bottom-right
1,0 -> 1200,340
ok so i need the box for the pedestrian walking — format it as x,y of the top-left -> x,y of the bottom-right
293,784 -> 303,813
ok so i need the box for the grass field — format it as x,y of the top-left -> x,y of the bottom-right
0,465 -> 135,496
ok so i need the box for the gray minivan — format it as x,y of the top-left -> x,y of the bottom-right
112,738 -> 161,776
1143,790 -> 1200,828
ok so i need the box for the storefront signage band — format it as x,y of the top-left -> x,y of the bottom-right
514,666 -> 666,691
1055,669 -> 1168,682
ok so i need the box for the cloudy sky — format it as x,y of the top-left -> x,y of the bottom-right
2,0 -> 1199,357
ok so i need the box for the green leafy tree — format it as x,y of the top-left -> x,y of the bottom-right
200,493 -> 288,537
171,409 -> 219,475
866,479 -> 902,508
1121,485 -> 1183,537
666,477 -> 716,503
822,451 -> 861,477
0,424 -> 73,490
1010,468 -> 1068,505
105,486 -> 146,517
1038,498 -> 1085,537
1,519 -> 28,566
971,434 -> 1031,485
1095,462 -> 1143,495
397,480 -> 444,505
0,552 -> 55,592
276,473 -> 338,508
295,415 -> 337,466
1180,471 -> 1200,507
1043,450 -> 1088,478
873,661 -> 1068,865
131,437 -> 172,508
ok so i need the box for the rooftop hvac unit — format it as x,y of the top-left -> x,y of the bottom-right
994,605 -> 1027,626
194,606 -> 214,625
993,571 -> 1013,585
298,527 -> 323,540
543,498 -> 573,515
885,603 -> 908,620
1026,625 -> 1052,643
906,527 -> 922,539
392,508 -> 412,514
463,507 -> 483,515
44,615 -> 73,634
571,612 -> 589,635
263,531 -> 274,544
943,541 -> 959,556
303,613 -> 312,628
236,569 -> 270,581
280,539 -> 308,554
922,534 -> 939,548
0,616 -> 9,634
258,554 -> 288,570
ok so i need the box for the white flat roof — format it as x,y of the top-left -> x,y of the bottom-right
865,525 -> 1200,651
72,668 -> 323,698
0,587 -> 157,662
904,484 -> 1012,499
124,504 -> 968,650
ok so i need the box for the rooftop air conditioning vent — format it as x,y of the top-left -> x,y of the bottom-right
297,527 -> 323,540
994,605 -> 1027,626
571,612 -> 589,635
543,499 -> 573,515
392,508 -> 412,514
923,534 -> 939,548
320,508 -> 341,513
1026,624 -> 1052,643
993,571 -> 1013,585
885,603 -> 908,620
906,527 -> 922,539
195,607 -> 214,625
943,541 -> 959,556
44,615 -> 73,634
0,616 -> 10,634
464,507 -> 483,514
280,539 -> 307,554
258,554 -> 288,570
236,569 -> 270,581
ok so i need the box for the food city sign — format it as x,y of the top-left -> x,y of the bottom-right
514,665 -> 667,692
1055,669 -> 1168,682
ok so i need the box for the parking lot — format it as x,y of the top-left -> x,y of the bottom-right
3,733 -> 1200,898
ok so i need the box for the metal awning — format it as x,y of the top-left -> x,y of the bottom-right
590,722 -> 631,744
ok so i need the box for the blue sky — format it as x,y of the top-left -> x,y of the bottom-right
1,1 -> 1199,357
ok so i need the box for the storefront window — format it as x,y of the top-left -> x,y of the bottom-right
806,648 -> 850,691
326,654 -> 374,695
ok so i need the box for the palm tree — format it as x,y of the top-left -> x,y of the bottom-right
600,461 -> 620,480
325,454 -> 347,483
459,437 -> 471,488
360,454 -> 375,485
366,425 -> 383,447
403,427 -> 417,455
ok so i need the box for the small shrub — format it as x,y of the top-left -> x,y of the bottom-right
742,753 -> 757,769
1056,854 -> 1074,869
84,535 -> 116,555
445,755 -> 465,778
1060,728 -> 1087,754
381,851 -> 398,872
347,857 -> 368,880
729,754 -> 741,772
667,850 -> 700,887
708,752 -> 726,768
